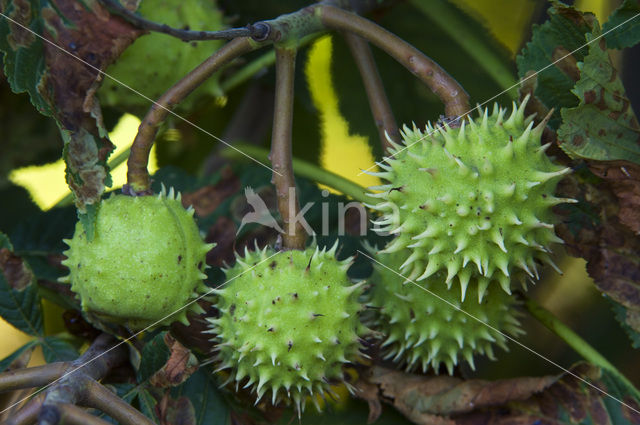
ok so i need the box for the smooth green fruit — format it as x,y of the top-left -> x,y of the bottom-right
61,187 -> 213,330
208,243 -> 366,411
99,0 -> 225,112
368,96 -> 574,301
369,248 -> 522,374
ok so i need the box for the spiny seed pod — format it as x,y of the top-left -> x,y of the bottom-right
368,96 -> 575,301
61,186 -> 213,330
369,248 -> 523,374
208,243 -> 366,412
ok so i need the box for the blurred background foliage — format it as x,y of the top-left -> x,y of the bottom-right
1,0 -> 639,422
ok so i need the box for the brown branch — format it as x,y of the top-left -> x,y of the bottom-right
0,335 -> 138,425
343,32 -> 400,153
0,364 -> 69,393
126,37 -> 261,193
269,47 -> 307,250
4,393 -> 44,425
319,5 -> 470,117
54,403 -> 113,425
83,379 -> 155,425
98,0 -> 269,41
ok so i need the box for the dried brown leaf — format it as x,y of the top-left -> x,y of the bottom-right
368,366 -> 556,424
555,172 -> 640,342
38,0 -> 142,212
149,333 -> 199,388
157,393 -> 196,425
0,248 -> 34,290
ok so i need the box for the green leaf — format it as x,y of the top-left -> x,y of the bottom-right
558,28 -> 640,164
172,368 -> 230,425
40,336 -> 79,363
0,258 -> 42,336
9,206 -> 76,281
0,232 -> 12,250
602,0 -> 640,50
114,383 -> 159,422
77,203 -> 98,242
0,341 -> 37,373
516,3 -> 596,128
138,332 -> 171,383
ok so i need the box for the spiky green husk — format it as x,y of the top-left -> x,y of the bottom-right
370,249 -> 523,374
61,187 -> 213,330
369,97 -> 574,301
208,243 -> 366,411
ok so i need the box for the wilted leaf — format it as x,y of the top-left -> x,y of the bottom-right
454,363 -> 640,425
0,0 -> 142,225
149,333 -> 199,388
368,366 -> 557,424
157,394 -> 196,425
0,246 -> 34,290
360,364 -> 640,425
588,160 -> 640,233
40,335 -> 79,363
602,0 -> 640,50
555,173 -> 640,354
516,4 -> 596,128
0,245 -> 42,336
557,28 -> 640,165
612,302 -> 640,349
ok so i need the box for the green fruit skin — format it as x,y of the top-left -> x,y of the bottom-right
100,0 -> 225,112
369,249 -> 523,374
61,190 -> 212,330
208,244 -> 366,410
369,97 -> 573,302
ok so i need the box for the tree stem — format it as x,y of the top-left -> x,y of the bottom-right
4,393 -> 44,425
127,37 -> 261,193
0,364 -> 68,393
343,32 -> 400,153
84,380 -> 155,425
55,403 -> 114,425
270,47 -> 307,250
318,5 -> 470,117
525,298 -> 640,398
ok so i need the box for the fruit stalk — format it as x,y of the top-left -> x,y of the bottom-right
525,298 -> 640,399
343,32 -> 400,153
318,5 -> 470,117
127,37 -> 261,193
270,46 -> 307,250
0,334 -> 155,425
